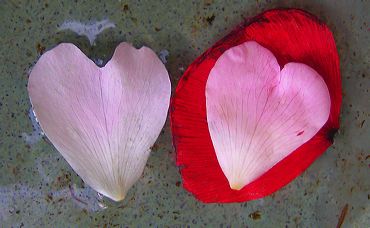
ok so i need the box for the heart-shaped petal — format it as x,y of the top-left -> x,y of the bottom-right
28,43 -> 171,201
171,9 -> 341,203
206,41 -> 330,190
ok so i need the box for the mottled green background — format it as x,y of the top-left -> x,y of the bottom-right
0,0 -> 369,227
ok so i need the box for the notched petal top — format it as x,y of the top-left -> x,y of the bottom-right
206,41 -> 330,191
28,42 -> 171,201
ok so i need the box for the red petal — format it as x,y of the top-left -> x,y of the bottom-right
170,9 -> 341,203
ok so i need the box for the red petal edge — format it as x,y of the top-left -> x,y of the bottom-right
170,9 -> 342,203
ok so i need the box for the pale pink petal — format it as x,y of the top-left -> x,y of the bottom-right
28,43 -> 171,201
206,41 -> 330,190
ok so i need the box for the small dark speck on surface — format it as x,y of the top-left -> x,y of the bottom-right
206,14 -> 216,25
36,43 -> 46,55
359,120 -> 365,128
249,211 -> 261,220
122,4 -> 129,12
204,0 -> 213,6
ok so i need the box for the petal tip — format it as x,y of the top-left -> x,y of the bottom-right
110,194 -> 126,202
229,182 -> 244,191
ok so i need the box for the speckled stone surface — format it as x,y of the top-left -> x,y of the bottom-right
0,0 -> 369,227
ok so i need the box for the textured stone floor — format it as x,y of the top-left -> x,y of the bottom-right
0,0 -> 369,227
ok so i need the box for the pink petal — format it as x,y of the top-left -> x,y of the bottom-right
28,43 -> 171,201
206,41 -> 330,190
